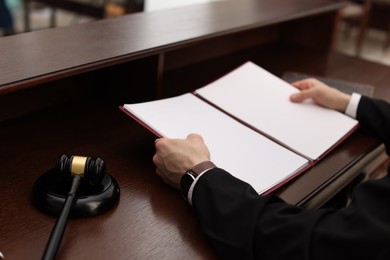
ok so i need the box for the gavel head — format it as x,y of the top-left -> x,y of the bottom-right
56,154 -> 106,186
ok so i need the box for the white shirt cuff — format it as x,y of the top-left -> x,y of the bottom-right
345,93 -> 361,119
188,170 -> 211,206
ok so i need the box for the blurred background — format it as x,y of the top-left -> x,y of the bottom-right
1,0 -> 390,66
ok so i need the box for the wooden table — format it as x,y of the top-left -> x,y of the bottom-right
1,0 -> 389,259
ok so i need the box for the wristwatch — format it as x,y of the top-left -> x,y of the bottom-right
181,161 -> 216,201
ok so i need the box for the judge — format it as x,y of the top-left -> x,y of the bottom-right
153,78 -> 390,259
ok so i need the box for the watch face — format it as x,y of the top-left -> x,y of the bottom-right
181,173 -> 196,200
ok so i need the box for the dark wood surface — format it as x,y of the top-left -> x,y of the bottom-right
0,99 -> 217,259
2,0 -> 389,259
0,0 -> 345,93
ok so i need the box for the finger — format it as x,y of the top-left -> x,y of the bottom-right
290,88 -> 315,103
291,80 -> 312,90
154,137 -> 167,150
155,137 -> 166,145
187,133 -> 204,142
155,167 -> 162,176
152,154 -> 161,166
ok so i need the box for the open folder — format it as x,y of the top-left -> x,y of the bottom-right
121,62 -> 359,194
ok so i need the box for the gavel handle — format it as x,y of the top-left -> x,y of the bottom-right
43,176 -> 81,260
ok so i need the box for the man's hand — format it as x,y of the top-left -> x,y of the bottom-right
153,133 -> 211,189
290,78 -> 351,112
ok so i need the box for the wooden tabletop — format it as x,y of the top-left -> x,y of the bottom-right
0,0 -> 345,93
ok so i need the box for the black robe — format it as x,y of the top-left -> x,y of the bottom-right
192,96 -> 390,260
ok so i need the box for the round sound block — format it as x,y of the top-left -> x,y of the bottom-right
32,169 -> 120,217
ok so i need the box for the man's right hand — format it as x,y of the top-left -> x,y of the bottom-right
153,133 -> 211,189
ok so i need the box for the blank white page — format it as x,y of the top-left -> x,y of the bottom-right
195,62 -> 359,160
124,93 -> 308,194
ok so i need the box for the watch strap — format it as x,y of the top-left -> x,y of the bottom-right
187,161 -> 216,176
181,161 -> 216,202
